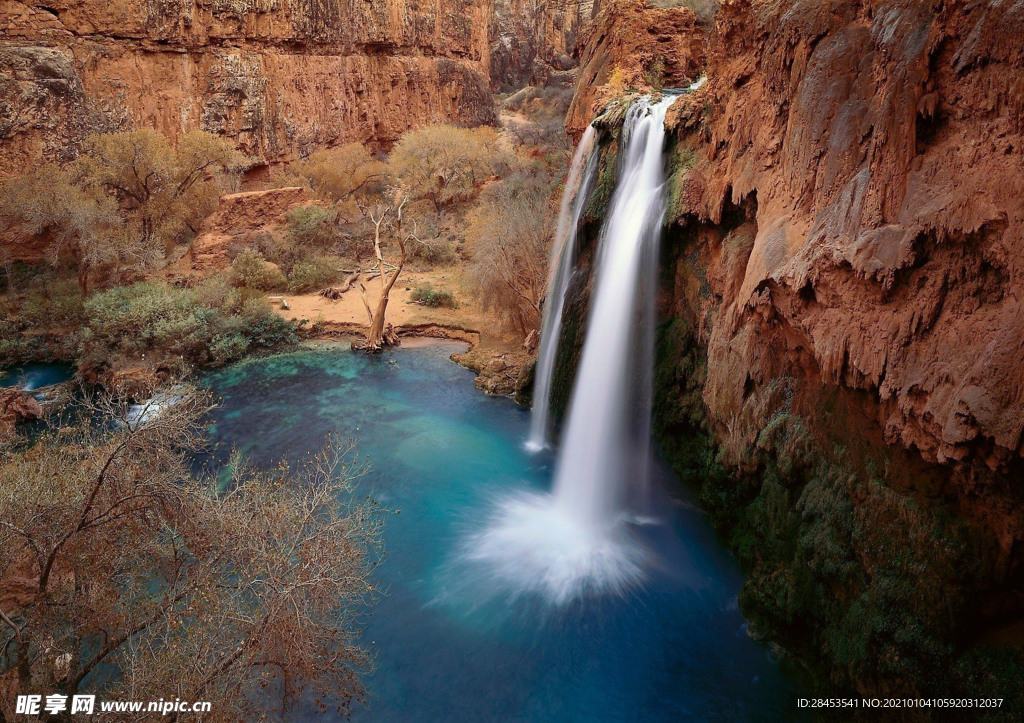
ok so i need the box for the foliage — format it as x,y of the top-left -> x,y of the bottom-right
0,164 -> 128,293
292,143 -> 389,205
0,130 -> 246,293
643,55 -> 666,89
407,233 -> 457,266
466,170 -> 555,333
0,278 -> 86,364
650,287 -> 1020,698
74,129 -> 247,254
410,283 -> 457,308
388,125 -> 507,210
230,249 -> 286,291
284,205 -> 339,249
605,66 -> 632,97
0,392 -> 381,720
287,257 -> 343,294
648,0 -> 719,22
78,280 -> 298,369
501,86 -> 574,161
18,279 -> 87,330
666,141 -> 699,219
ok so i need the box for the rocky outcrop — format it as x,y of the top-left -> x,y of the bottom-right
565,0 -> 707,137
668,0 -> 1024,476
488,0 -> 595,90
0,0 -> 498,168
566,0 -> 1024,697
0,388 -> 42,433
184,186 -> 310,276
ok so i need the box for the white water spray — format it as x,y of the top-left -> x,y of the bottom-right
461,95 -> 678,604
526,125 -> 599,451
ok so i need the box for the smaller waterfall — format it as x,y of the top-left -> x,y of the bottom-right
526,126 -> 599,451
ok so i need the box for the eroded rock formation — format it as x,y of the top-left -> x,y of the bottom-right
184,186 -> 310,277
0,388 -> 42,434
655,0 -> 1024,477
565,0 -> 707,136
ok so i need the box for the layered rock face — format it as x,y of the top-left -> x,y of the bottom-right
567,0 -> 1024,695
0,0 -> 498,168
185,186 -> 310,277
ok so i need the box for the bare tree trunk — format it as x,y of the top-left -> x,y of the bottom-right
354,200 -> 412,353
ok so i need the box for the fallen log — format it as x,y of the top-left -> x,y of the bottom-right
319,271 -> 361,300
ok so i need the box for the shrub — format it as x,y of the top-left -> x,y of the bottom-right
284,205 -> 339,249
0,130 -> 246,293
649,0 -> 719,23
409,236 -> 458,266
230,249 -> 286,291
0,279 -> 84,364
465,171 -> 554,333
388,125 -> 507,210
410,283 -> 457,308
226,231 -> 277,262
20,279 -> 86,329
79,281 -> 298,369
287,257 -> 342,294
292,144 -> 390,204
76,129 -> 247,254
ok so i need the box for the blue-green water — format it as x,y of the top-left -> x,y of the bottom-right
0,363 -> 73,391
201,343 -> 803,721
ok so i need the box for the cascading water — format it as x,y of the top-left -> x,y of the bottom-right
459,95 -> 679,605
550,95 -> 676,527
525,125 -> 599,451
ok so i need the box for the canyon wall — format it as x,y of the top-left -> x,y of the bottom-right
489,0 -> 595,90
0,0 -> 499,169
566,0 -> 1024,697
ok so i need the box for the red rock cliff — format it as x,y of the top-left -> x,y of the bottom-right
685,0 -> 1023,472
567,0 -> 1024,691
571,0 -> 1023,499
0,0 -> 499,167
489,0 -> 595,90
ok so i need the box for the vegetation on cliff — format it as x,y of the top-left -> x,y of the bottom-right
653,300 -> 1024,704
0,130 -> 245,294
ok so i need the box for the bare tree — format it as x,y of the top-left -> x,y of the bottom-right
466,171 -> 556,335
0,388 -> 382,721
353,196 -> 418,353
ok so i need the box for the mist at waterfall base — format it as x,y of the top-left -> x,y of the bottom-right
472,96 -> 680,606
200,345 -> 800,720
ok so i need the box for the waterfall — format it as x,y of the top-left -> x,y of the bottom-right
550,94 -> 676,528
526,125 -> 599,451
459,95 -> 678,605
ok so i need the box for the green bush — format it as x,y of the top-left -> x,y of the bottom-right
20,279 -> 86,328
79,281 -> 298,369
410,283 -> 457,308
230,249 -> 286,291
284,205 -> 338,248
410,236 -> 458,266
287,258 -> 342,294
0,279 -> 85,364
